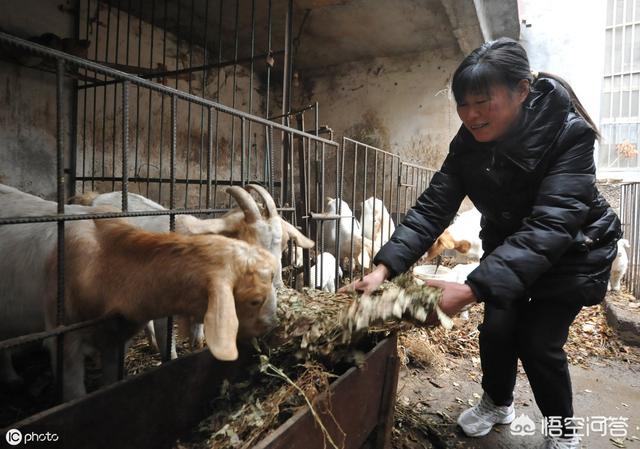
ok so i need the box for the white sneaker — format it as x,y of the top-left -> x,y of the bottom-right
457,393 -> 516,437
539,435 -> 581,449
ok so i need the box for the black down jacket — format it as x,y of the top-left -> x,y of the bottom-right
374,77 -> 622,308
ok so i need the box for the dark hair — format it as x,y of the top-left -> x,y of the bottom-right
451,37 -> 600,139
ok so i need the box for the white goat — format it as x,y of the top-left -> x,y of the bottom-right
73,185 -> 314,359
317,197 -> 372,270
310,252 -> 343,293
359,197 -> 395,258
609,239 -> 630,291
0,183 -> 278,400
444,207 -> 483,262
76,185 -> 314,289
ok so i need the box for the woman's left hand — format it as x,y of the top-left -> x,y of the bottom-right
423,280 -> 478,324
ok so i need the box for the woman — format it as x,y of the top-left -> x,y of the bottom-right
343,38 -> 621,449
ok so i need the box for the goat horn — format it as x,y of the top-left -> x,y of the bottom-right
246,184 -> 278,218
226,186 -> 261,224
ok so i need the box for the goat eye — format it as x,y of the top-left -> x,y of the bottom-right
250,299 -> 263,307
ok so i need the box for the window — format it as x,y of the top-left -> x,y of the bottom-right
601,0 -> 640,172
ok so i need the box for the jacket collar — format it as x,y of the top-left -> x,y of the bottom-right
455,78 -> 572,173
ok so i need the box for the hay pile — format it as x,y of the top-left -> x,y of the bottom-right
413,291 -> 640,367
175,275 -> 444,449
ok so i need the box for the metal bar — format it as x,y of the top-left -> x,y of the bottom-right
335,139 -> 343,290
101,0 -> 112,182
361,146 -> 368,278
133,0 -> 142,181
213,0 -> 224,208
170,96 -> 177,230
372,150 -> 379,254
125,0 -> 132,73
265,0 -> 273,120
184,0 -> 195,207
110,0 -> 121,191
80,0 -> 91,194
343,137 -> 397,157
280,0 -> 293,206
241,117 -> 246,187
0,316 -> 114,351
289,127 -> 296,210
268,103 -> 317,121
158,2 -> 168,203
282,0 -> 293,118
0,33 -> 338,145
206,107 -> 213,208
268,125 -> 274,192
122,81 -> 129,210
295,114 -> 309,285
55,58 -> 67,403
144,0 -> 156,197
175,0 -> 181,92
165,94 -> 178,363
199,0 -> 211,207
229,0 -> 241,206
350,141 -> 358,281
78,51 -> 285,90
396,163 -> 402,225
118,75 -> 130,382
0,207 -> 299,226
248,0 -> 256,143
69,2 -> 81,199
91,0 -> 100,191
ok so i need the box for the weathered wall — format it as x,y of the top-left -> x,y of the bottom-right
0,0 -> 76,199
0,1 -> 269,206
76,1 -> 269,208
295,47 -> 463,214
299,48 -> 462,170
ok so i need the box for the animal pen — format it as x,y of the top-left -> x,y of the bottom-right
0,1 -> 436,447
621,182 -> 640,299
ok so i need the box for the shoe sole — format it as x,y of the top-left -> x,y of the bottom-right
459,409 -> 516,438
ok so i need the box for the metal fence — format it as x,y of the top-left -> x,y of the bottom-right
620,182 -> 640,298
0,4 -> 437,425
304,137 -> 435,289
0,29 -> 338,421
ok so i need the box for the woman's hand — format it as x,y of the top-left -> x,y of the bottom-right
338,264 -> 390,295
425,280 -> 478,322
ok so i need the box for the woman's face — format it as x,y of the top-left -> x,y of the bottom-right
456,81 -> 529,142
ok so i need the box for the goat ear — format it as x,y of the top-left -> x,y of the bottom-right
621,239 -> 630,249
204,282 -> 239,361
280,219 -> 314,249
455,240 -> 471,254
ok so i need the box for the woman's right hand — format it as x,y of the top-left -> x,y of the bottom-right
338,263 -> 390,295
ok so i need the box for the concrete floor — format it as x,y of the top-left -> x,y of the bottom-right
397,357 -> 640,449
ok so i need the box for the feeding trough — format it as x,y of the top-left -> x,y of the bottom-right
3,335 -> 400,449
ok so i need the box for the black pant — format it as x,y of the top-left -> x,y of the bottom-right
479,295 -> 582,421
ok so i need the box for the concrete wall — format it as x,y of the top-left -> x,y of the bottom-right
295,47 -> 463,213
518,0 -> 606,174
78,1 -> 268,208
0,0 -> 75,199
298,48 -> 462,167
0,0 -> 268,206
